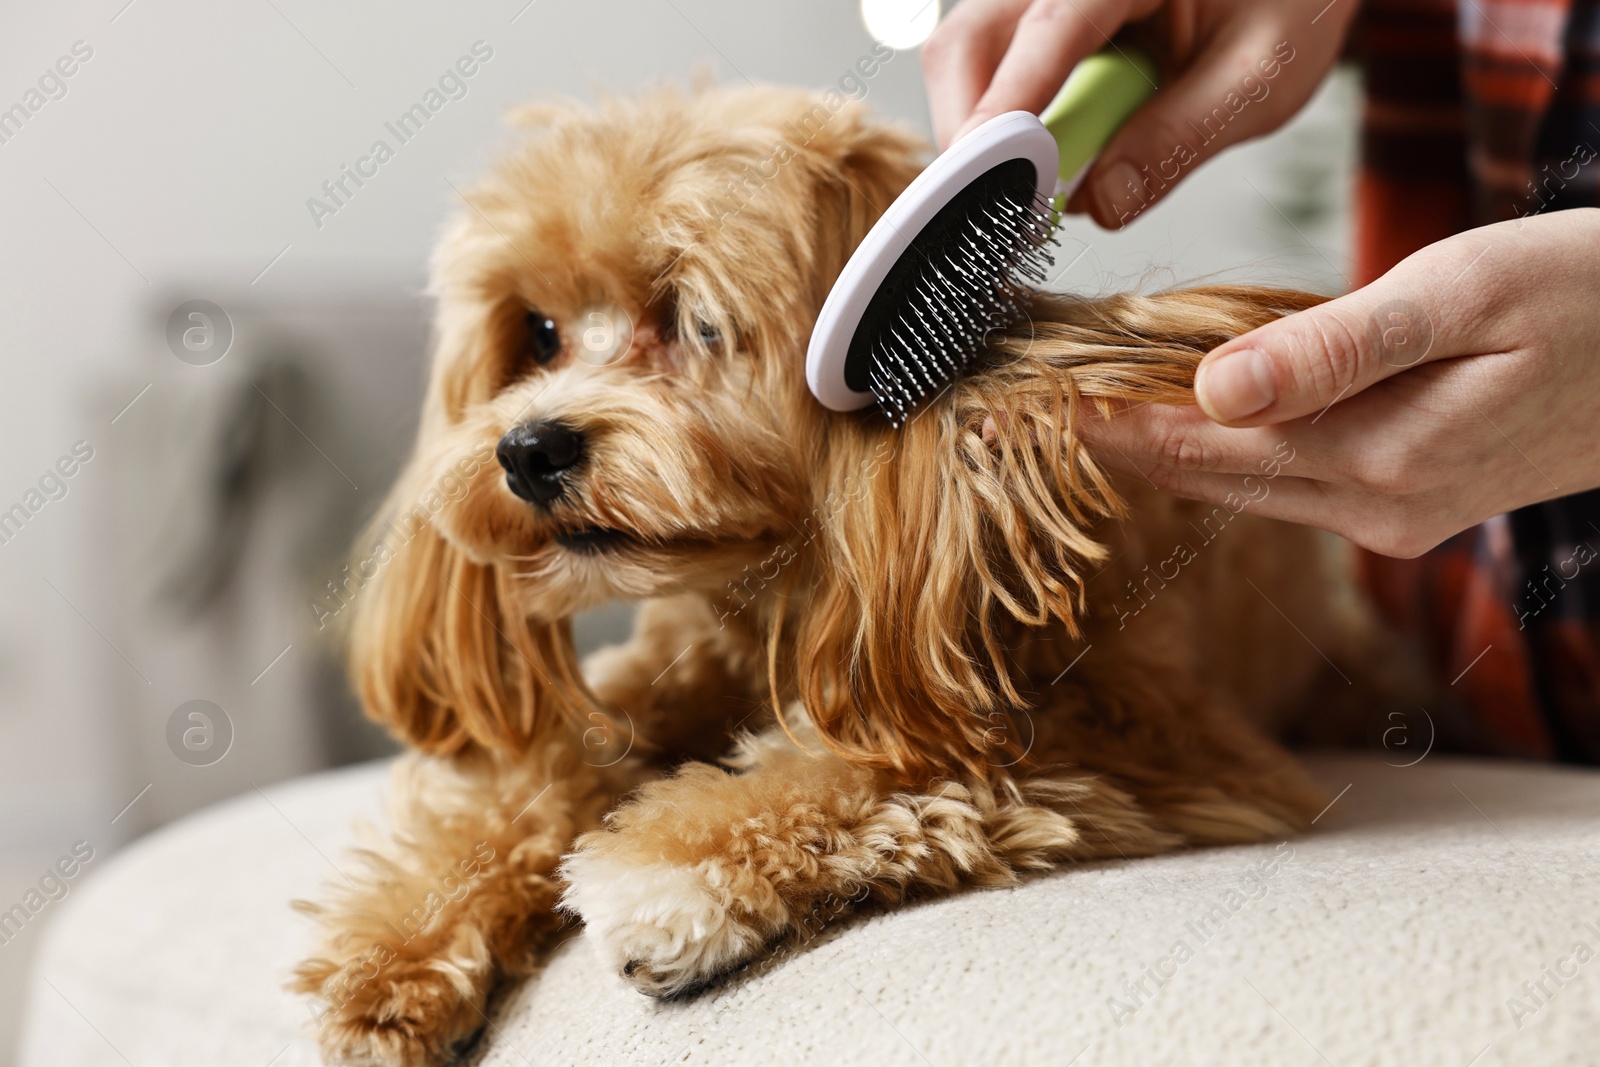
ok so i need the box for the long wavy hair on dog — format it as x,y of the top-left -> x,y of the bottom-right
789,286 -> 1327,782
345,501 -> 598,757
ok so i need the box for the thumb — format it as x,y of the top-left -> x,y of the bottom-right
1193,284 -> 1446,426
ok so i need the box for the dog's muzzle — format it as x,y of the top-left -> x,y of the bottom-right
497,421 -> 584,506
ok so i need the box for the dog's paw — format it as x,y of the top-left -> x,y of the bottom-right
560,849 -> 777,997
295,956 -> 486,1067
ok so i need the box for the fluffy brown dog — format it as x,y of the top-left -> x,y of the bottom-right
292,84 -> 1402,1066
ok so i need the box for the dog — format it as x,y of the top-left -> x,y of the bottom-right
291,83 -> 1406,1066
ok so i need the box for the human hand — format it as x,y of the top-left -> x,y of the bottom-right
921,0 -> 1359,227
1079,210 -> 1600,557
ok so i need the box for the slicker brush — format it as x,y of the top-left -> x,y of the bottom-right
806,49 -> 1157,427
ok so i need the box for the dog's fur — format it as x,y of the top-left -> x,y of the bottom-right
291,85 -> 1402,1066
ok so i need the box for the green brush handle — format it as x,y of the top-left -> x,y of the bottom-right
1040,47 -> 1159,192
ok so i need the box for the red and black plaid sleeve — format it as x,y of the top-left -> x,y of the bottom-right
1351,0 -> 1600,762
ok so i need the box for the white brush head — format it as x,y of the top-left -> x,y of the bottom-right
805,111 -> 1060,417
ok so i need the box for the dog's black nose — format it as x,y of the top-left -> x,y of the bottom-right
497,421 -> 584,505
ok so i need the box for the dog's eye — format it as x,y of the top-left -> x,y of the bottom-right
697,319 -> 720,346
523,311 -> 561,366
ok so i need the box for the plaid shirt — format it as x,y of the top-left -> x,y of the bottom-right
1352,0 -> 1600,761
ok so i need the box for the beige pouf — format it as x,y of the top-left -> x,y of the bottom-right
19,752 -> 1600,1067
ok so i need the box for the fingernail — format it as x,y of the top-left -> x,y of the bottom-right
1197,349 -> 1275,422
1094,160 -> 1145,228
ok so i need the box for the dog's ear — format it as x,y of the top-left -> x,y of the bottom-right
792,287 -> 1328,784
793,101 -> 926,297
344,476 -> 591,756
792,405 -> 1113,784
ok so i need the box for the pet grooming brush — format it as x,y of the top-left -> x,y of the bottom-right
806,49 -> 1157,426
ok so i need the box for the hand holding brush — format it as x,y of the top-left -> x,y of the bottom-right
922,0 -> 1360,227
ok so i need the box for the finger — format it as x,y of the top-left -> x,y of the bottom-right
1120,467 -> 1342,529
1115,464 -> 1458,558
957,0 -> 1137,142
923,0 -> 1032,148
1079,402 -> 1319,480
1192,244 -> 1484,426
1084,30 -> 1300,227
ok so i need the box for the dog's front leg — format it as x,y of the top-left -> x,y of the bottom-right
293,744 -> 631,1067
559,717 -> 1040,997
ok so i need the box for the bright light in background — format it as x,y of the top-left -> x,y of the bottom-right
861,0 -> 941,49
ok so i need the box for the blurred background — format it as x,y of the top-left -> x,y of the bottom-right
0,0 -> 1355,1059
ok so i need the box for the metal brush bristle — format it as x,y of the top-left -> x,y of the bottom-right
868,190 -> 1056,427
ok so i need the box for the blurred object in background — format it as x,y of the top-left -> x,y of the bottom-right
860,0 -> 942,49
81,284 -> 429,835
